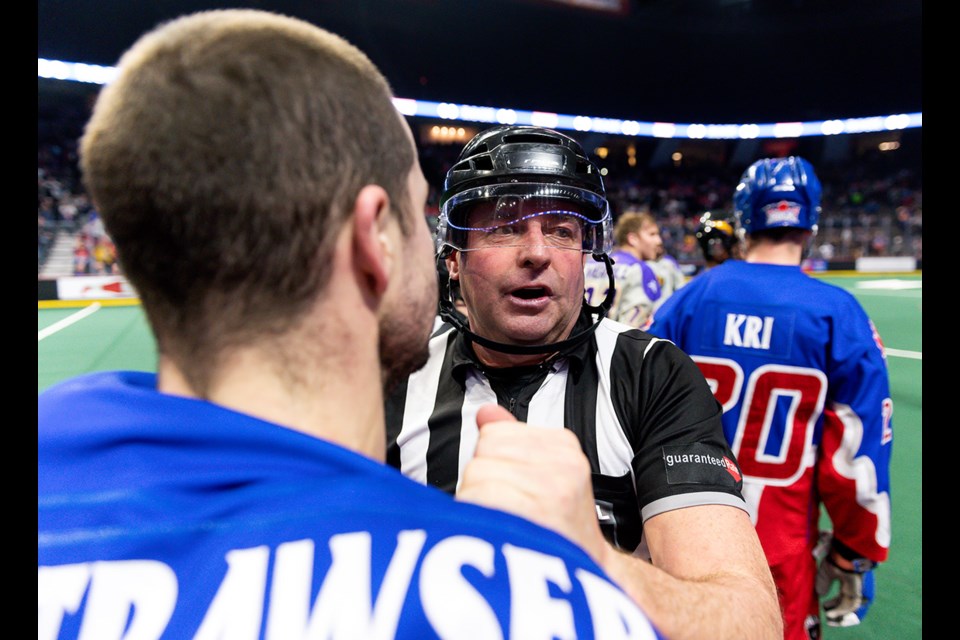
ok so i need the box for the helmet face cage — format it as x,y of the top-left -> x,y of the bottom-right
734,156 -> 822,235
436,183 -> 612,256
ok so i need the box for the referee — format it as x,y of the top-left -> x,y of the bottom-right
386,125 -> 782,639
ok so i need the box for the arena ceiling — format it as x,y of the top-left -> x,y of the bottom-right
38,0 -> 922,124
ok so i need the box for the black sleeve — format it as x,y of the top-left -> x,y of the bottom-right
629,339 -> 745,514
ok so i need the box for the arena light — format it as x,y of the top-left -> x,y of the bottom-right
38,59 -> 116,84
39,58 -> 923,140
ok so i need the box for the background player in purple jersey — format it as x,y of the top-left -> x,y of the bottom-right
636,212 -> 687,306
38,10 -> 666,639
648,156 -> 893,640
583,209 -> 662,328
649,244 -> 687,303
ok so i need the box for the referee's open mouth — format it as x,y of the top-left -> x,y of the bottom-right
512,286 -> 549,300
506,284 -> 554,311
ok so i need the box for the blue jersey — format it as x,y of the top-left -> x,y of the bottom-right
39,371 -> 664,640
648,261 -> 892,566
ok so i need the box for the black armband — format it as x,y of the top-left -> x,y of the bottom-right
831,538 -> 876,573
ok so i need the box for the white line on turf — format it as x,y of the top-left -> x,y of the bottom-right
885,348 -> 921,360
38,302 -> 102,342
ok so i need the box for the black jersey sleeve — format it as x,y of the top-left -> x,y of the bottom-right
627,339 -> 746,520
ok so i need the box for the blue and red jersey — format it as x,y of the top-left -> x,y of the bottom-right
648,261 -> 892,566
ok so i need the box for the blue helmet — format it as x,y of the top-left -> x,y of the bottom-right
734,156 -> 822,234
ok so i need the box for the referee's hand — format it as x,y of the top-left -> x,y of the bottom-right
457,404 -> 610,565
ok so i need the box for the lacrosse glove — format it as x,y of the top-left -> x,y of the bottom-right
814,532 -> 876,627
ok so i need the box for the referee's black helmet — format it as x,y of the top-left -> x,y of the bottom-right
435,125 -> 612,258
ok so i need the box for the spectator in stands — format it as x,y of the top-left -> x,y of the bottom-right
38,197 -> 59,269
92,236 -> 118,275
58,197 -> 79,233
72,235 -> 90,275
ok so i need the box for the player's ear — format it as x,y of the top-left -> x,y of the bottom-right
351,184 -> 393,299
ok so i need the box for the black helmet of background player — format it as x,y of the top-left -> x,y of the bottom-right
696,210 -> 742,267
434,125 -> 616,355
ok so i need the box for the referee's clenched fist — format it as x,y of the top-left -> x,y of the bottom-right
457,404 -> 611,567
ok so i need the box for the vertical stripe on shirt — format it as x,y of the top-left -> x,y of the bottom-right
593,322 -> 636,477
397,328 -> 453,485
454,370 -> 498,492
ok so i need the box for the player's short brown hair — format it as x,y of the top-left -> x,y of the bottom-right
613,210 -> 658,247
80,10 -> 415,384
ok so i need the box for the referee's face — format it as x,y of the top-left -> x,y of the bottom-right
450,216 -> 587,352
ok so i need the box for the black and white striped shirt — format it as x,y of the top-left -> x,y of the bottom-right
386,311 -> 747,553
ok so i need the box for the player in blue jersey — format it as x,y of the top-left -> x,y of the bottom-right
38,10 -> 665,639
648,156 -> 893,640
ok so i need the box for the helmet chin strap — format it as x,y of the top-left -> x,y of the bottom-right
436,253 -> 616,356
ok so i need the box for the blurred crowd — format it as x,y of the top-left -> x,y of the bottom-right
38,161 -> 118,277
420,140 -> 922,271
618,165 -> 923,268
40,110 -> 921,277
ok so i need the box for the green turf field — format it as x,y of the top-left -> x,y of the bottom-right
37,272 -> 922,638
814,274 -> 922,639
